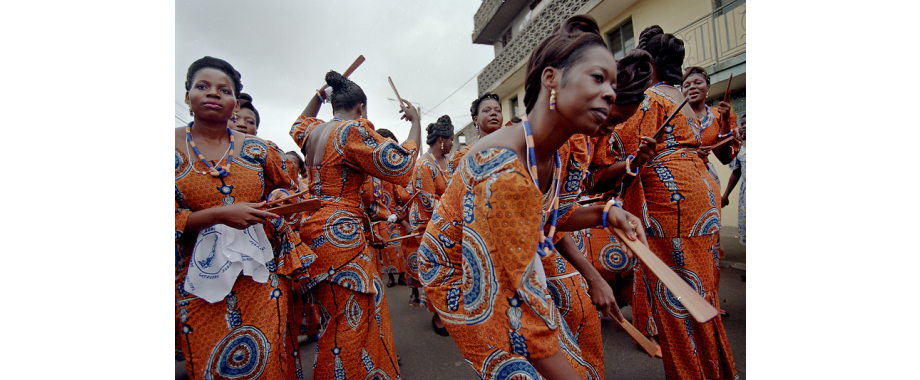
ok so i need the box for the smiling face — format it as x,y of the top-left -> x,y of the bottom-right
186,68 -> 239,122
229,108 -> 257,135
552,45 -> 618,135
474,98 -> 503,136
681,72 -> 709,106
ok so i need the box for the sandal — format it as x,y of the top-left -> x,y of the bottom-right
408,292 -> 419,306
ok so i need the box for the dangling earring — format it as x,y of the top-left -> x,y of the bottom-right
549,89 -> 556,110
441,141 -> 444,150
231,113 -> 238,123
189,107 -> 194,117
475,123 -> 480,137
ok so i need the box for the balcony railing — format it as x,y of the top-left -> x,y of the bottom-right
477,0 -> 591,95
672,0 -> 746,69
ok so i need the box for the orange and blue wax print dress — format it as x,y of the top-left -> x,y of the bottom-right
402,152 -> 450,289
449,144 -> 471,176
290,116 -> 417,380
418,147 -> 593,379
359,176 -> 403,275
175,134 -> 314,380
615,87 -> 737,380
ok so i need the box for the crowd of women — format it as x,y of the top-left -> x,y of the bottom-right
175,13 -> 744,380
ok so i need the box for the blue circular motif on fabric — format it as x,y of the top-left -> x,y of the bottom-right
600,243 -> 632,274
238,139 -> 268,165
461,226 -> 498,325
371,140 -> 412,177
323,210 -> 361,249
492,357 -> 540,380
656,267 -> 705,319
331,269 -> 366,293
462,192 -> 476,223
205,326 -> 270,380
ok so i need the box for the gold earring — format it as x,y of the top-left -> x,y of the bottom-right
549,89 -> 556,110
189,107 -> 194,117
231,112 -> 238,122
441,141 -> 444,149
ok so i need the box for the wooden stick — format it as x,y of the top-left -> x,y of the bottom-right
385,233 -> 420,243
614,318 -> 659,357
261,189 -> 310,208
265,199 -> 322,216
318,55 -> 366,93
723,73 -> 733,103
652,96 -> 691,141
388,76 -> 403,102
577,196 -> 605,205
699,135 -> 736,151
609,227 -> 719,323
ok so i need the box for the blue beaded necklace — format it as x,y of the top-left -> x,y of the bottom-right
185,121 -> 234,177
522,116 -> 562,258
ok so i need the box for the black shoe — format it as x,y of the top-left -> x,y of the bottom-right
432,315 -> 450,337
387,280 -> 396,288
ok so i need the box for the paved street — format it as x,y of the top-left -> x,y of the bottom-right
178,227 -> 745,379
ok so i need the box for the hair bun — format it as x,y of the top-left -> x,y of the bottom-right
325,70 -> 347,91
614,49 -> 653,105
239,93 -> 253,103
637,25 -> 664,51
436,115 -> 452,126
426,123 -> 435,134
559,15 -> 600,37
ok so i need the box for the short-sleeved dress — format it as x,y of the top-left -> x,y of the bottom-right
402,152 -> 450,290
418,146 -> 591,379
290,116 -> 417,380
614,87 -> 737,380
175,133 -> 314,380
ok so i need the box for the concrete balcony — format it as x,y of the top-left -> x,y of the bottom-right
477,0 -> 592,95
472,0 -> 538,45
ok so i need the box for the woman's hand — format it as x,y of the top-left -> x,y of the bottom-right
585,276 -> 625,322
395,207 -> 408,223
633,136 -> 657,168
399,100 -> 419,122
721,194 -> 730,208
604,208 -> 648,253
217,202 -> 279,230
717,101 -> 732,119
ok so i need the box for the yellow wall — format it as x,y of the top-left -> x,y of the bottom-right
595,0 -> 711,41
501,83 -> 526,124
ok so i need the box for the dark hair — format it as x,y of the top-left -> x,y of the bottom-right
681,66 -> 710,87
238,93 -> 261,128
376,128 -> 398,143
524,15 -> 608,114
426,115 -> 454,146
510,116 -> 522,124
470,92 -> 500,118
325,70 -> 367,112
636,25 -> 684,85
614,49 -> 654,105
185,56 -> 243,99
285,151 -> 306,175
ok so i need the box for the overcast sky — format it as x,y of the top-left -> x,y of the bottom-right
176,0 -> 496,154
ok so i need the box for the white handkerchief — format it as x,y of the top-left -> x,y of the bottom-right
533,253 -> 547,289
184,224 -> 275,303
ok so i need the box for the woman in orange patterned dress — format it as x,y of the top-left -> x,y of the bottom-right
403,115 -> 453,310
613,26 -> 738,380
417,15 -> 648,380
370,129 -> 410,288
175,57 -> 314,380
682,66 -> 740,318
290,70 -> 421,380
449,93 -> 503,172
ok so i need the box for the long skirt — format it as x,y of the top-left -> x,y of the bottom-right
547,273 -> 604,379
634,235 -> 737,380
306,281 -> 400,380
177,275 -> 302,380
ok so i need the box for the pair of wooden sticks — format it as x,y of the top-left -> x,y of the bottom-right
258,190 -> 321,216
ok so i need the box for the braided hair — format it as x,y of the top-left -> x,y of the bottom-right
470,92 -> 500,118
426,115 -> 454,146
614,49 -> 654,105
524,15 -> 607,114
238,93 -> 261,128
636,25 -> 685,85
325,70 -> 367,112
185,56 -> 242,99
